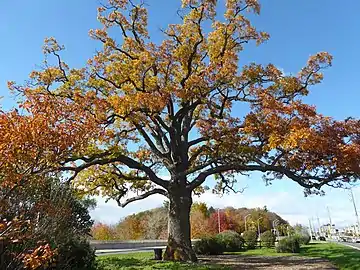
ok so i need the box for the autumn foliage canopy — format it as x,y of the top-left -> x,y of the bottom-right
2,0 -> 360,262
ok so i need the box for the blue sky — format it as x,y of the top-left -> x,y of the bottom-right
1,0 -> 360,227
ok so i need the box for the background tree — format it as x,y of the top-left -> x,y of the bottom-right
190,204 -> 212,238
191,202 -> 210,218
143,207 -> 168,240
292,224 -> 309,235
246,208 -> 272,232
7,0 -> 360,262
92,205 -> 288,241
114,215 -> 145,240
208,211 -> 237,233
91,223 -> 115,241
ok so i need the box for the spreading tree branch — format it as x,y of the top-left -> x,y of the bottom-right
116,188 -> 168,207
60,152 -> 168,188
187,162 -> 343,192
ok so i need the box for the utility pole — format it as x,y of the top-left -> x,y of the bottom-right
311,217 -> 317,236
218,208 -> 221,233
327,206 -> 333,237
308,219 -> 313,237
257,217 -> 263,238
311,217 -> 315,235
317,215 -> 321,236
327,206 -> 332,227
349,188 -> 360,236
272,219 -> 280,237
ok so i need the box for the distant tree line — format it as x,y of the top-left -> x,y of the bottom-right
91,202 -> 288,240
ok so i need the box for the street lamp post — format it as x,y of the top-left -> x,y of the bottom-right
317,215 -> 322,236
308,219 -> 313,237
272,219 -> 279,237
244,214 -> 251,231
349,188 -> 360,236
327,206 -> 333,238
257,217 -> 263,238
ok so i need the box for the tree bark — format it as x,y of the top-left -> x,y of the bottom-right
163,187 -> 197,262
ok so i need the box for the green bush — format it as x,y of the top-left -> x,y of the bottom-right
242,230 -> 257,249
216,230 -> 244,252
260,231 -> 275,248
56,238 -> 97,270
0,177 -> 97,270
193,237 -> 224,255
294,233 -> 311,245
276,236 -> 300,253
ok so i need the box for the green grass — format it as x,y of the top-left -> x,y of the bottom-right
96,243 -> 360,270
299,243 -> 360,270
96,252 -> 230,270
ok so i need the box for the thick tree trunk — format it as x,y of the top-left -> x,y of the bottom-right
163,188 -> 197,262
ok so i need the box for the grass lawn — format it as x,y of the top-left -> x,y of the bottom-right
300,243 -> 360,270
96,252 -> 230,270
96,243 -> 360,270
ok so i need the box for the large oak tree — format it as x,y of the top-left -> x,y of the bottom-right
6,0 -> 360,261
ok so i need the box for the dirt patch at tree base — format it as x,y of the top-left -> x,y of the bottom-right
199,255 -> 337,269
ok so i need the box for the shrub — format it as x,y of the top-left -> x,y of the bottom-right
193,237 -> 224,255
216,230 -> 244,252
0,176 -> 97,269
294,233 -> 311,245
242,230 -> 257,249
276,236 -> 300,253
260,231 -> 275,248
56,238 -> 97,270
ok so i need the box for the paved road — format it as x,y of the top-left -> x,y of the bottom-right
340,242 -> 360,250
96,246 -> 165,256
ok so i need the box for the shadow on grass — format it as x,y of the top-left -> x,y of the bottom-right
300,243 -> 360,270
200,254 -> 334,269
97,256 -> 229,270
97,257 -> 146,269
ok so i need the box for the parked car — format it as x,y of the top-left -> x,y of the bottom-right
351,238 -> 360,243
319,236 -> 326,241
311,235 -> 316,240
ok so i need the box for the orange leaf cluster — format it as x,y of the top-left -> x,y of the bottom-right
22,244 -> 57,270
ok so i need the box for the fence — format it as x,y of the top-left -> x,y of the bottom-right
90,238 -> 282,253
90,239 -> 168,250
90,239 -> 201,251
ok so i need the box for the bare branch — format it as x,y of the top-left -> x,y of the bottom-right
59,152 -> 168,188
188,137 -> 207,148
132,122 -> 170,161
116,188 -> 168,207
187,162 -> 342,191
